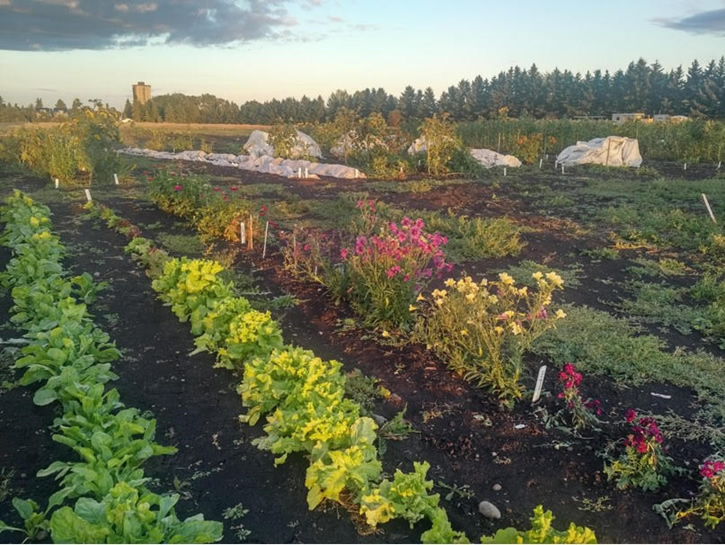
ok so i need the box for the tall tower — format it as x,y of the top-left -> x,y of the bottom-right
132,81 -> 151,104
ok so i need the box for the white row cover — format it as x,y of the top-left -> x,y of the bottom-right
556,136 -> 642,167
119,148 -> 366,179
243,129 -> 322,159
470,149 -> 522,168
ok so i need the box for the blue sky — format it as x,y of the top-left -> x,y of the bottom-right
0,0 -> 724,109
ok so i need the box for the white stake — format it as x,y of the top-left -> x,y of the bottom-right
561,163 -> 565,174
298,167 -> 302,178
54,178 -> 59,189
532,365 -> 547,403
702,193 -> 717,224
503,167 -> 507,177
262,221 -> 270,259
240,221 -> 246,244
84,189 -> 92,202
718,161 -> 722,170
113,173 -> 119,185
354,168 -> 359,178
539,158 -> 543,169
684,162 -> 688,171
304,167 -> 309,178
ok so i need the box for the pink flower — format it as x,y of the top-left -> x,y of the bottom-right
625,409 -> 637,423
387,265 -> 401,278
174,185 -> 183,191
340,248 -> 349,260
230,186 -> 238,191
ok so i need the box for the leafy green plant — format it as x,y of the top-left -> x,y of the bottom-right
480,505 -> 597,544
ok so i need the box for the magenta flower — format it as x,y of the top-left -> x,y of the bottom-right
340,248 -> 349,260
625,409 -> 637,423
173,185 -> 183,191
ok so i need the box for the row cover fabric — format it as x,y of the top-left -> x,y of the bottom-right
408,138 -> 522,168
470,149 -> 522,168
243,129 -> 322,159
119,148 -> 366,179
556,136 -> 642,167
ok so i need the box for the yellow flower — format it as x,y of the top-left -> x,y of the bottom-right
532,272 -> 544,281
381,330 -> 391,338
546,271 -> 564,288
488,295 -> 498,304
518,286 -> 528,296
432,289 -> 447,298
465,293 -> 476,302
435,298 -> 445,307
460,329 -> 469,336
555,309 -> 566,319
444,278 -> 456,287
494,326 -> 505,334
409,305 -> 417,312
510,322 -> 522,335
416,293 -> 425,302
498,272 -> 515,285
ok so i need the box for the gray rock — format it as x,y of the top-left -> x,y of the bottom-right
492,484 -> 502,491
371,414 -> 387,426
478,501 -> 501,519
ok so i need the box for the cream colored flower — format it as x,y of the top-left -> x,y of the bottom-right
532,272 -> 544,281
444,278 -> 456,287
555,309 -> 566,319
499,272 -> 515,285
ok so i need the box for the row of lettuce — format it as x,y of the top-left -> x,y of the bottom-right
0,191 -> 223,543
84,198 -> 597,542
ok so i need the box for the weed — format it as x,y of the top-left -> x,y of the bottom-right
156,233 -> 204,256
437,481 -> 475,502
344,369 -> 387,413
379,406 -> 418,440
0,467 -> 15,502
573,495 -> 613,513
223,503 -> 250,520
581,247 -> 619,261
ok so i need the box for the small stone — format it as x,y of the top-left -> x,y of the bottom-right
478,501 -> 501,519
371,414 -> 387,426
492,484 -> 502,491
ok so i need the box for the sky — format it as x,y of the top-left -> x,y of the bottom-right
0,0 -> 724,109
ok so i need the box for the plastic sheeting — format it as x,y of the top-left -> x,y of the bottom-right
119,147 -> 365,179
243,129 -> 322,159
470,149 -> 522,168
556,136 -> 642,167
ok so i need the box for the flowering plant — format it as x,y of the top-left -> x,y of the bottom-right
603,410 -> 676,491
335,216 -> 452,330
415,272 -> 565,404
554,363 -> 603,434
673,455 -> 725,528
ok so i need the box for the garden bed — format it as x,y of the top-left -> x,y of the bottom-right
1,159 -> 724,543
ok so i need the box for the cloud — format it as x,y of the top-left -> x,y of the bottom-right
657,7 -> 725,36
0,0 -> 323,50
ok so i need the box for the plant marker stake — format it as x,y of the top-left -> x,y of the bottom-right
240,221 -> 246,245
718,161 -> 722,170
298,167 -> 302,178
248,214 -> 254,251
702,193 -> 717,224
54,178 -> 59,189
546,154 -> 549,160
113,173 -> 119,185
503,167 -> 507,177
84,189 -> 92,202
262,221 -> 269,259
304,167 -> 309,178
292,231 -> 297,267
561,163 -> 565,174
684,162 -> 687,171
532,365 -> 547,403
539,158 -> 543,169
355,168 -> 359,179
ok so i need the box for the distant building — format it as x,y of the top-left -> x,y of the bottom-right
612,112 -> 647,123
132,81 -> 151,104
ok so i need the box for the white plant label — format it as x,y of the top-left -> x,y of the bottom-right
651,392 -> 672,399
503,167 -> 507,177
84,189 -> 92,202
304,167 -> 309,178
113,173 -> 119,185
702,193 -> 717,224
539,158 -> 543,169
298,167 -> 302,178
240,222 -> 246,244
54,178 -> 59,189
684,162 -> 688,171
532,365 -> 547,403
262,221 -> 270,259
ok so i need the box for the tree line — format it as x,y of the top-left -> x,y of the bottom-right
2,57 -> 723,125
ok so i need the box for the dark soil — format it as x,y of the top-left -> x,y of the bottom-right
1,164 -> 723,544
